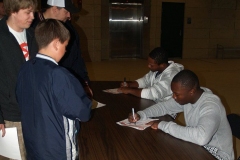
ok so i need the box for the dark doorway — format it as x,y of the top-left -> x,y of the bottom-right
161,2 -> 185,58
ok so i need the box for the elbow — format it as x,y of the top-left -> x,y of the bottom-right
80,115 -> 91,122
197,140 -> 208,146
195,136 -> 211,146
193,126 -> 213,146
79,109 -> 92,122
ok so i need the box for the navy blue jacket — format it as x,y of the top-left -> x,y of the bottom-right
16,56 -> 91,159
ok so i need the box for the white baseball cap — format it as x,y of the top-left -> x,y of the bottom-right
47,0 -> 80,13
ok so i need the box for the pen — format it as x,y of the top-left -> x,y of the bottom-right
132,108 -> 136,125
123,77 -> 127,87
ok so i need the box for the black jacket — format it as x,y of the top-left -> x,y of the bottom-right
0,17 -> 38,123
31,12 -> 90,86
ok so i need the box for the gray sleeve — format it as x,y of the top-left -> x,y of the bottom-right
158,102 -> 222,146
137,98 -> 183,120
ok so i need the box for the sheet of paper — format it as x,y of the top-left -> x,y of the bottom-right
96,102 -> 106,108
116,118 -> 158,130
91,99 -> 106,109
0,127 -> 22,160
103,88 -> 122,94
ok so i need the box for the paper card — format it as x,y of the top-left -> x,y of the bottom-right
116,118 -> 158,130
96,102 -> 106,108
91,99 -> 106,109
103,88 -> 122,94
0,127 -> 22,160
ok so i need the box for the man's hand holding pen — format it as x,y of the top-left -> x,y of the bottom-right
120,78 -> 128,87
120,82 -> 128,87
128,110 -> 140,123
128,113 -> 162,129
118,78 -> 135,94
120,77 -> 132,88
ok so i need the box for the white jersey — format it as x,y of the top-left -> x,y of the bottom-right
136,61 -> 184,102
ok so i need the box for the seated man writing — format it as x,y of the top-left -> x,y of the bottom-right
128,69 -> 234,160
118,47 -> 183,103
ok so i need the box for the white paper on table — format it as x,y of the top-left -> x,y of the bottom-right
116,118 -> 159,130
103,88 -> 122,94
96,101 -> 106,108
0,127 -> 22,160
92,99 -> 106,109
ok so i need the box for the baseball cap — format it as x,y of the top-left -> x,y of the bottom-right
47,0 -> 80,13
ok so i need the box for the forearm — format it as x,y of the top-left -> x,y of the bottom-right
158,107 -> 221,146
138,99 -> 182,120
137,103 -> 168,120
127,88 -> 142,97
128,81 -> 139,88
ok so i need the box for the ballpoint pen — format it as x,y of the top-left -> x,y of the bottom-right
132,108 -> 136,125
123,77 -> 127,87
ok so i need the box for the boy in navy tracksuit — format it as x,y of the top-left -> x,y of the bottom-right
16,19 -> 92,160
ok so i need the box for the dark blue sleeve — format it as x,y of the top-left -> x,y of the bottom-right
52,68 -> 91,122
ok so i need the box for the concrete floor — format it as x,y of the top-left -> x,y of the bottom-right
86,58 -> 240,158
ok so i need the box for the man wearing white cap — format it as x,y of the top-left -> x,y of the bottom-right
31,0 -> 93,99
47,0 -> 79,14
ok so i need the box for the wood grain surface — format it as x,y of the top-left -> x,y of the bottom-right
78,81 -> 215,160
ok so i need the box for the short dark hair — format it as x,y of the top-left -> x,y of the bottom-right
149,47 -> 168,65
172,69 -> 200,90
3,0 -> 37,16
35,19 -> 70,49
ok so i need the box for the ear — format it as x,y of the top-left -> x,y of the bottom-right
189,88 -> 195,95
51,6 -> 58,14
52,39 -> 60,51
11,12 -> 18,18
12,12 -> 16,16
157,63 -> 163,68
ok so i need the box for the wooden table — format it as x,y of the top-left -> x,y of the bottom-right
79,81 -> 215,160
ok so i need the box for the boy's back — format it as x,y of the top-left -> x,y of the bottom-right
16,55 -> 91,159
